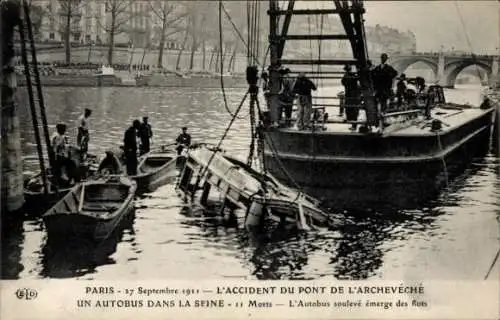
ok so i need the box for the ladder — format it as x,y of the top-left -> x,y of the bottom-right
268,0 -> 379,126
18,0 -> 55,196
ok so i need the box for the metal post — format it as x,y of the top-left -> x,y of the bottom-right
267,0 -> 281,123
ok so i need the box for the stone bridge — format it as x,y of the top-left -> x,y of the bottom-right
389,52 -> 499,88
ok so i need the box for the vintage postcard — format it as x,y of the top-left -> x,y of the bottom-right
1,0 -> 499,319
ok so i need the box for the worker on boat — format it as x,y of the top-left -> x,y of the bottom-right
396,73 -> 408,107
261,71 -> 269,92
372,53 -> 398,114
279,68 -> 295,126
98,150 -> 121,175
175,126 -> 191,156
341,64 -> 361,131
123,120 -> 141,176
138,116 -> 153,156
51,123 -> 70,185
293,73 -> 317,130
76,108 -> 92,158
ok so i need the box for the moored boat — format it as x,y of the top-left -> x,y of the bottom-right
23,150 -> 99,212
130,146 -> 180,193
42,175 -> 136,242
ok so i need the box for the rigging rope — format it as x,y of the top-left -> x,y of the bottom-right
453,1 -> 483,83
195,90 -> 250,186
218,0 -> 246,119
220,3 -> 260,67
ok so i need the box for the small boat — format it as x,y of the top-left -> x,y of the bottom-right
42,175 -> 137,242
177,145 -> 331,230
130,144 -> 181,192
23,150 -> 99,212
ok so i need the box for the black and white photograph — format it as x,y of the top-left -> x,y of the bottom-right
1,0 -> 499,318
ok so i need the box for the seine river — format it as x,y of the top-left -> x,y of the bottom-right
2,84 -> 499,280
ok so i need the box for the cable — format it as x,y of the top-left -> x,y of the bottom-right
218,0 -> 245,119
453,1 -> 483,82
195,90 -> 250,185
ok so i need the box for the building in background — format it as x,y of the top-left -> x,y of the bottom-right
36,0 -> 154,46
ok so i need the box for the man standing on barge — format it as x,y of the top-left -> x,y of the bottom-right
293,73 -> 317,130
372,53 -> 398,113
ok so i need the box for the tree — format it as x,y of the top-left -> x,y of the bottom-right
27,3 -> 45,41
58,0 -> 86,64
149,1 -> 187,68
97,0 -> 131,65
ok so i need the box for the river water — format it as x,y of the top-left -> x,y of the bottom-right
2,84 -> 499,280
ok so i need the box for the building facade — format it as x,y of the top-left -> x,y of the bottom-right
36,0 -> 155,46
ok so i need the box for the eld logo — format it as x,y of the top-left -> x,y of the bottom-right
15,288 -> 38,300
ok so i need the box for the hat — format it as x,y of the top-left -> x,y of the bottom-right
143,116 -> 148,120
84,108 -> 92,113
182,126 -> 187,130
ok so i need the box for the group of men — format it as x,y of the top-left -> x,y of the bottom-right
122,119 -> 191,176
262,68 -> 318,130
50,108 -> 92,184
50,107 -> 191,181
340,52 -> 433,130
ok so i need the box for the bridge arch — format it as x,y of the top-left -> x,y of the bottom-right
390,57 -> 438,79
443,60 -> 492,87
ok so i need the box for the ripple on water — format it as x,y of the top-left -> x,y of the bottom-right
3,86 -> 498,280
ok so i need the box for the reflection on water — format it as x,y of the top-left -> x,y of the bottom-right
1,85 -> 498,280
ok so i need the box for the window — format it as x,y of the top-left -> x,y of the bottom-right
85,34 -> 91,43
49,32 -> 55,40
73,33 -> 80,41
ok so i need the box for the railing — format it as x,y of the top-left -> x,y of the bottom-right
274,93 -> 429,131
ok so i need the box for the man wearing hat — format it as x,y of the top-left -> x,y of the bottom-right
176,126 -> 191,155
77,108 -> 92,158
138,116 -> 153,155
278,68 -> 295,126
293,72 -> 317,129
123,120 -> 141,175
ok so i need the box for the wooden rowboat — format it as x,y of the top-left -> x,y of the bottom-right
23,150 -> 99,213
42,175 -> 137,242
130,145 -> 181,193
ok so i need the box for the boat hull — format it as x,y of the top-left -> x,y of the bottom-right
130,150 -> 185,193
43,203 -> 134,243
132,158 -> 178,193
263,109 -> 494,208
42,176 -> 136,243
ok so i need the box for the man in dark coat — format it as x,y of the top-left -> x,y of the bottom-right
123,120 -> 141,175
138,116 -> 153,155
293,73 -> 317,129
176,126 -> 191,155
341,64 -> 361,131
372,53 -> 398,113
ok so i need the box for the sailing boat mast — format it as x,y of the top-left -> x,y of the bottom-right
267,0 -> 379,127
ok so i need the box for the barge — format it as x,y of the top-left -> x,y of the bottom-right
259,0 -> 495,208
